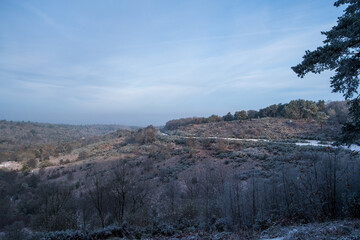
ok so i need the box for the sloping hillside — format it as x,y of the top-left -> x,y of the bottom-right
0,120 -> 136,163
0,123 -> 358,239
164,117 -> 341,141
0,120 -> 135,146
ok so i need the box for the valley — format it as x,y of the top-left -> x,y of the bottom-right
0,102 -> 359,239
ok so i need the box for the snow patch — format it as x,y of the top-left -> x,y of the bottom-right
0,161 -> 22,170
182,136 -> 360,152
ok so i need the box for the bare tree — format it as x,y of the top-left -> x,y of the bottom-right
86,175 -> 108,228
109,160 -> 132,224
32,183 -> 77,231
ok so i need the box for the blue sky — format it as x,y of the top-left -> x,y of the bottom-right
0,0 -> 345,126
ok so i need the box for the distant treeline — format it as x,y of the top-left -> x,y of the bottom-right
165,100 -> 348,130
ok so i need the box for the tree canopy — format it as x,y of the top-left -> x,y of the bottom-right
292,0 -> 360,144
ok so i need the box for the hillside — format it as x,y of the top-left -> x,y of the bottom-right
164,117 -> 341,140
0,116 -> 359,239
0,120 -> 136,146
0,120 -> 137,163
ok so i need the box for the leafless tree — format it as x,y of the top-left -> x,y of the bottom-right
109,160 -> 132,224
86,175 -> 108,228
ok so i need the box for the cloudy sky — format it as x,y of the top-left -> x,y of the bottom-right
0,0 -> 345,126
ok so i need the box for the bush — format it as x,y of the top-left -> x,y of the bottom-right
134,126 -> 156,144
342,192 -> 360,218
4,221 -> 26,240
151,221 -> 175,236
78,151 -> 89,160
27,158 -> 37,169
27,174 -> 40,188
21,163 -> 30,175
26,225 -> 135,240
214,218 -> 228,232
39,161 -> 53,169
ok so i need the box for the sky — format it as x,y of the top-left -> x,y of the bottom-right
0,0 -> 346,126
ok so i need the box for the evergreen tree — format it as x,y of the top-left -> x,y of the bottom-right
223,112 -> 234,121
292,0 -> 360,143
234,110 -> 247,120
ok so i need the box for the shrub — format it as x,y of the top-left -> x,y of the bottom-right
342,192 -> 360,218
27,158 -> 37,168
213,218 -> 228,232
78,151 -> 89,160
134,126 -> 156,144
39,161 -> 52,168
21,163 -> 30,175
27,174 -> 40,188
4,221 -> 26,240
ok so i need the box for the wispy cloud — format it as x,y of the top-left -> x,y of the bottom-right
110,25 -> 319,51
0,0 -> 344,124
16,2 -> 75,40
0,24 -> 332,109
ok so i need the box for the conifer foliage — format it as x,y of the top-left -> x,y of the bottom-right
292,0 -> 360,143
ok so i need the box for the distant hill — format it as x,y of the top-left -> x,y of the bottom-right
163,100 -> 348,141
0,120 -> 136,145
164,100 -> 348,131
163,117 -> 341,141
0,120 -> 136,162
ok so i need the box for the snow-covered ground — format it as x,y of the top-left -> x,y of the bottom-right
295,139 -> 360,152
259,220 -> 360,240
0,161 -> 21,170
181,135 -> 360,152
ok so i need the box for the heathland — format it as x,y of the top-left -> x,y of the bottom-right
0,100 -> 359,240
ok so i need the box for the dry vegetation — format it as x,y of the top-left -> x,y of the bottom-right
0,103 -> 359,239
0,120 -> 135,164
165,117 -> 341,140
